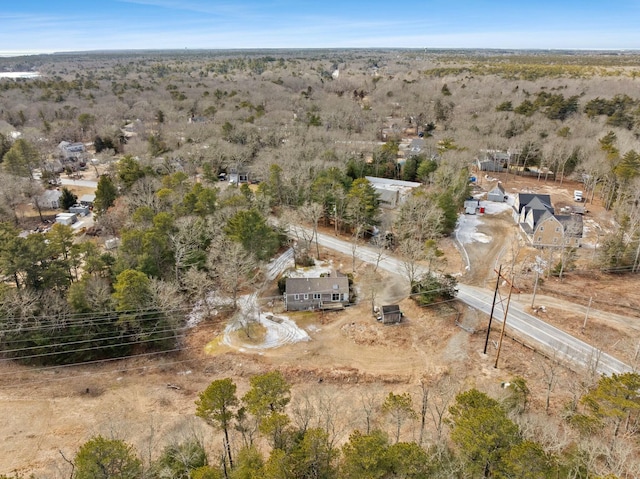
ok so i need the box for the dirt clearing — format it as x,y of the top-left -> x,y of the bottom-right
3,173 -> 640,476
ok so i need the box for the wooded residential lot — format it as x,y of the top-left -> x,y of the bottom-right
1,49 -> 640,478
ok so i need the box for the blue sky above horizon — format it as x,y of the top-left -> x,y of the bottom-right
2,0 -> 640,54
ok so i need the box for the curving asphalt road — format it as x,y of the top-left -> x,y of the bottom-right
289,224 -> 632,376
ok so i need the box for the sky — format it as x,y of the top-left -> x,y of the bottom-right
2,0 -> 640,54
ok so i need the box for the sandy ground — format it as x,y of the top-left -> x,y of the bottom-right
3,172 -> 640,476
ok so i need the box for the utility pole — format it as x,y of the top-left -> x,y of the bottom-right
581,296 -> 592,333
531,268 -> 540,309
531,256 -> 547,309
494,278 -> 515,369
483,265 -> 502,355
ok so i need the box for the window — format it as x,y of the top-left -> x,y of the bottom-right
553,237 -> 558,244
303,293 -> 309,300
294,294 -> 299,300
539,226 -> 544,231
536,236 -> 541,243
332,293 -> 340,301
555,227 -> 561,232
313,293 -> 321,300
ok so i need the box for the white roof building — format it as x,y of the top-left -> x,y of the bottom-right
365,176 -> 421,209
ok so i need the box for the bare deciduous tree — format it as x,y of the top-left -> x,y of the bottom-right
300,202 -> 324,260
208,237 -> 258,309
399,237 -> 424,287
428,374 -> 456,442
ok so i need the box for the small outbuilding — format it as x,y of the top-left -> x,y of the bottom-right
464,198 -> 480,215
228,168 -> 249,185
79,194 -> 96,207
488,183 -> 506,202
69,204 -> 90,216
380,304 -> 403,324
55,212 -> 77,226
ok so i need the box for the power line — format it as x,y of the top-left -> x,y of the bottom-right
0,325 -> 190,355
0,307 -> 208,338
0,333 -> 185,363
0,347 -> 189,388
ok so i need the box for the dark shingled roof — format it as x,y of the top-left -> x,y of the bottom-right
556,215 -> 584,237
285,277 -> 349,295
514,193 -> 552,214
382,305 -> 401,314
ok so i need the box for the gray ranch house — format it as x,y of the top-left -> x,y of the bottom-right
36,189 -> 62,209
285,274 -> 350,311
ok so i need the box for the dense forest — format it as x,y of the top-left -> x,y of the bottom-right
1,49 -> 640,477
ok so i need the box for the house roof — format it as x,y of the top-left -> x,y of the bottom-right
407,139 -> 425,156
382,305 -> 401,314
80,194 -> 96,202
519,222 -> 533,234
376,189 -> 399,205
556,215 -> 584,237
286,276 -> 349,295
38,189 -> 62,203
489,183 -> 505,194
530,208 -> 553,227
524,195 -> 553,212
515,193 -> 553,215
58,141 -> 85,152
365,176 -> 421,188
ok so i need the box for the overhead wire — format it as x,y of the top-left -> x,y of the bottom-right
0,347 -> 189,387
0,245 -> 636,383
0,325 -> 189,356
0,284 -> 455,363
0,296 -> 465,388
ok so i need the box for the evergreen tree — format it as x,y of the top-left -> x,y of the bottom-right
59,187 -> 78,210
448,389 -> 520,477
74,436 -> 142,479
196,378 -> 239,469
2,138 -> 40,178
94,174 -> 118,216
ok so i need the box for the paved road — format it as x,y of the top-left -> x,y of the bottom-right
59,177 -> 98,189
289,225 -> 632,375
